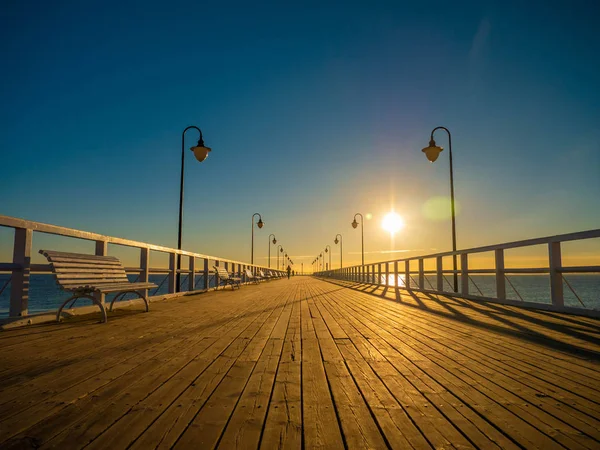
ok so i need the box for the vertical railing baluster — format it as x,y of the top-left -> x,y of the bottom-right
495,249 -> 506,300
436,256 -> 443,291
189,256 -> 196,292
10,227 -> 32,317
95,240 -> 108,306
139,247 -> 149,299
418,259 -> 424,290
549,242 -> 564,307
460,253 -> 469,295
203,258 -> 209,290
405,260 -> 410,289
215,260 -> 220,289
168,252 -> 176,293
386,262 -> 390,287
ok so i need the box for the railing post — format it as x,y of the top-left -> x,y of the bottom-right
203,258 -> 210,290
386,262 -> 390,286
189,256 -> 196,292
549,242 -> 564,307
168,252 -> 176,293
139,247 -> 149,299
418,259 -> 424,290
95,240 -> 108,306
436,256 -> 443,291
378,263 -> 382,285
215,260 -> 220,289
10,227 -> 32,317
405,260 -> 410,289
460,253 -> 469,295
495,249 -> 506,300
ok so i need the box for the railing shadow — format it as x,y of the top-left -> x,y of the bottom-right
318,278 -> 600,362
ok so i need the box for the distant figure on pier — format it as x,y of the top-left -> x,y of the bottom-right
286,265 -> 291,279
292,270 -> 295,276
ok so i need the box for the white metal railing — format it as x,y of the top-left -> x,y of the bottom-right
315,229 -> 600,317
0,215 -> 285,318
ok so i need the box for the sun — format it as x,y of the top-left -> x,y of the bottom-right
382,212 -> 405,235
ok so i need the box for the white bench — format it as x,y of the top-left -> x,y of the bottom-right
244,269 -> 263,284
214,266 -> 241,290
40,250 -> 156,323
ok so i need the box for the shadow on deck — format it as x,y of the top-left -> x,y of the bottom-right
0,277 -> 599,449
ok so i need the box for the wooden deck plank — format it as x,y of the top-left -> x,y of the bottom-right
319,280 -> 600,448
84,293 -> 284,449
334,284 -> 600,436
259,296 -> 302,449
0,277 -> 598,449
324,290 -> 569,449
300,295 -> 345,449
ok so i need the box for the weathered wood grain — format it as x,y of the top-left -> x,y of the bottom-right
0,277 -> 598,450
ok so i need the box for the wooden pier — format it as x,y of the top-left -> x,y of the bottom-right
0,277 -> 599,449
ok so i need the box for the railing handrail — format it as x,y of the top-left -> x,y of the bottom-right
0,214 -> 285,319
0,214 -> 253,266
339,228 -> 600,269
316,228 -> 600,317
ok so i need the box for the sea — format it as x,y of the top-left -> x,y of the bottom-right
1,273 -> 599,318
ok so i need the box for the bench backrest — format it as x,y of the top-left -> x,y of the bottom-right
214,266 -> 231,279
245,269 -> 255,278
40,249 -> 129,290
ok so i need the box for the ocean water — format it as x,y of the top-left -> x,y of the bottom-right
0,274 -> 598,318
341,273 -> 600,311
0,273 -> 218,317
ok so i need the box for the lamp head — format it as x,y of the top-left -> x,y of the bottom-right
325,247 -> 328,253
190,136 -> 211,163
257,218 -> 264,229
280,248 -> 283,253
334,237 -> 339,244
272,237 -> 277,245
351,219 -> 358,229
422,138 -> 443,163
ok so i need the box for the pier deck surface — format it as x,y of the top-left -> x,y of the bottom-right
0,277 -> 599,449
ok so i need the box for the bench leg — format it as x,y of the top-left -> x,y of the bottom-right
57,294 -> 107,324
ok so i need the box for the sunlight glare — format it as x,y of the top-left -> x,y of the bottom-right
382,212 -> 405,235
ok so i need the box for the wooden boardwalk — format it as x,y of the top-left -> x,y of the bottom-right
0,277 -> 599,449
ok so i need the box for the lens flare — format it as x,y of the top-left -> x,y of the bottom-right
382,212 -> 404,235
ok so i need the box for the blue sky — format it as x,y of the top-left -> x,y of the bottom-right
1,0 -> 599,269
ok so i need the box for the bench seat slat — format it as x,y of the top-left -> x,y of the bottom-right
52,267 -> 127,274
60,279 -> 130,287
40,250 -> 121,261
56,273 -> 129,279
45,257 -> 122,267
63,282 -> 157,291
96,283 -> 157,293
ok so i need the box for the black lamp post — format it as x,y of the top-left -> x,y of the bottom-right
334,234 -> 343,268
351,213 -> 364,266
177,126 -> 211,293
277,245 -> 283,270
251,213 -> 264,266
268,234 -> 277,268
422,126 -> 458,292
324,245 -> 331,271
